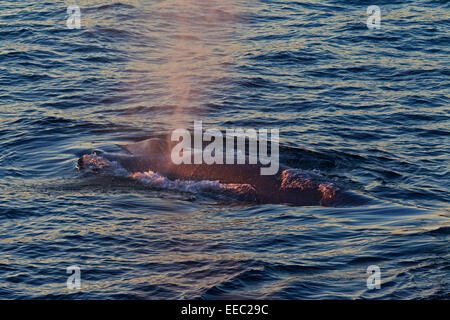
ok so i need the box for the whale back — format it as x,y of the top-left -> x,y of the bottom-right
122,138 -> 167,157
111,138 -> 368,206
79,139 -> 374,206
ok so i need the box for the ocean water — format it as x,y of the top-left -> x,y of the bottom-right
0,0 -> 449,299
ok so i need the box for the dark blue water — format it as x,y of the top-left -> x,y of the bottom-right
0,0 -> 448,299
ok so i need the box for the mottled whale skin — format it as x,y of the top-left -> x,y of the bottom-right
78,138 -> 374,206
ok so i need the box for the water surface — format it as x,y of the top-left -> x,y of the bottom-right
0,0 -> 448,299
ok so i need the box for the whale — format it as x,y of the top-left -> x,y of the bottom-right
77,138 -> 374,206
